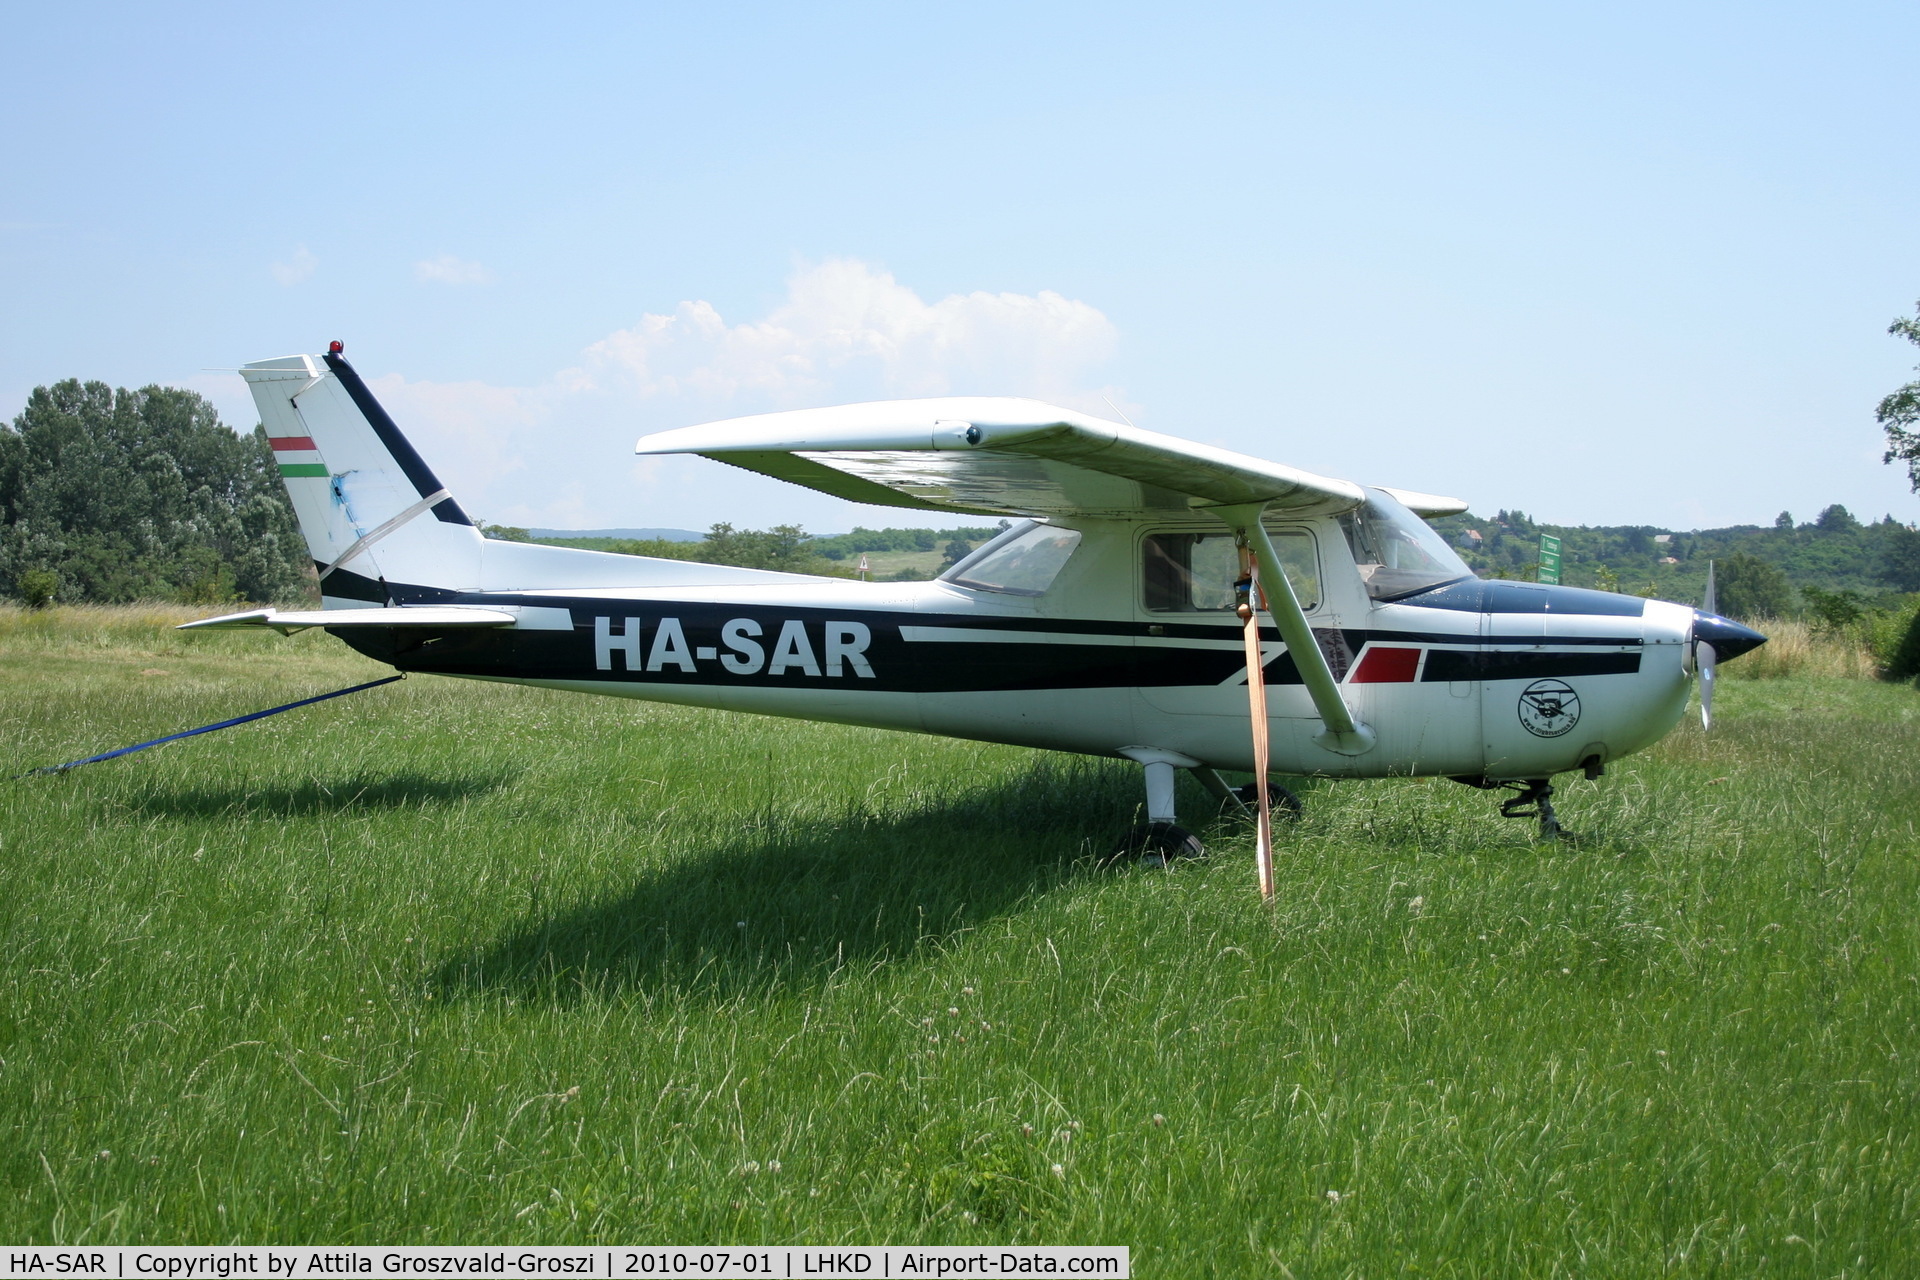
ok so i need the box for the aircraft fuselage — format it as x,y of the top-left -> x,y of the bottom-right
322,515 -> 1704,782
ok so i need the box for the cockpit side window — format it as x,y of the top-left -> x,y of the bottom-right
1143,528 -> 1319,612
942,521 -> 1083,596
1337,489 -> 1474,601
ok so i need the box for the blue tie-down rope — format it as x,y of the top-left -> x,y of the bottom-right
18,674 -> 404,778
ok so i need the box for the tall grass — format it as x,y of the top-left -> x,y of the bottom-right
1,608 -> 1916,1274
0,601 -> 219,643
1718,617 -> 1879,680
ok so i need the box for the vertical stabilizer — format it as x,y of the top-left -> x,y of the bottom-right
241,347 -> 483,603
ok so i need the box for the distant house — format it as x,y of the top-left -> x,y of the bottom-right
1653,534 -> 1672,544
1659,556 -> 1679,564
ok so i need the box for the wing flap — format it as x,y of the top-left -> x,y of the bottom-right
707,451 -> 1000,515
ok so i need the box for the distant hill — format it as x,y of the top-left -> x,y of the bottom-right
1428,505 -> 1920,604
527,527 -> 703,542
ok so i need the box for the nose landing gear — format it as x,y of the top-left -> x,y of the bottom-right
1452,776 -> 1567,840
1498,779 -> 1564,840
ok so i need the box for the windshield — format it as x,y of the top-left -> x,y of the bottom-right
942,521 -> 1083,596
1337,489 -> 1473,600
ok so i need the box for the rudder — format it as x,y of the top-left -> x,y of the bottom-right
242,346 -> 483,602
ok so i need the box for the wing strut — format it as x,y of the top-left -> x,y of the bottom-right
1211,504 -> 1376,758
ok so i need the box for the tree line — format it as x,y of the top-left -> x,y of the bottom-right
0,372 -> 1009,605
522,524 -> 838,575
0,380 -> 312,606
528,522 -> 1010,580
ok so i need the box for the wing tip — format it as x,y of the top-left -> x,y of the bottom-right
1377,486 -> 1470,518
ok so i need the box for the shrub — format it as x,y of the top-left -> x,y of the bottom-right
1801,585 -> 1865,632
17,568 -> 58,609
1875,600 -> 1920,681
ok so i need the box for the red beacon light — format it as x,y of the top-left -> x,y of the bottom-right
328,340 -> 344,354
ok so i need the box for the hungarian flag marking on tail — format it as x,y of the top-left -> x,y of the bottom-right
269,434 -> 327,479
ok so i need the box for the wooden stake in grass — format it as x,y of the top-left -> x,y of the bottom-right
1237,541 -> 1275,904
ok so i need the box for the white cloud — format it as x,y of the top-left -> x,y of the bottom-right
414,254 -> 495,285
572,258 -> 1116,405
372,260 -> 1121,529
271,245 -> 316,286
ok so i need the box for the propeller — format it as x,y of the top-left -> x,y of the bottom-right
1690,572 -> 1767,732
1236,544 -> 1276,904
1697,560 -> 1717,731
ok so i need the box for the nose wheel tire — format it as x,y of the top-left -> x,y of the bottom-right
1110,821 -> 1207,867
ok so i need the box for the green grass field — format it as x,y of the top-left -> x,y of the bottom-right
2,606 -> 1917,1274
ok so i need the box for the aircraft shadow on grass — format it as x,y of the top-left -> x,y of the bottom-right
120,769 -> 521,820
431,759 -> 1263,1006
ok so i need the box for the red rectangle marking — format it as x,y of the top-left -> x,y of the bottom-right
268,435 -> 318,452
1349,645 -> 1421,683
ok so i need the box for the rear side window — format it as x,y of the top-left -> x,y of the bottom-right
1144,529 -> 1319,612
943,522 -> 1083,596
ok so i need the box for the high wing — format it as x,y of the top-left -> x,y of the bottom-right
633,397 -> 1393,519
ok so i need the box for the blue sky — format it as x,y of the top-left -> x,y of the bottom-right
4,2 -> 1917,533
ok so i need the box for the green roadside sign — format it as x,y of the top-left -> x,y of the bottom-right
1538,534 -> 1562,585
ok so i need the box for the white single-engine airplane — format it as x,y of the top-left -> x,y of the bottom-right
187,344 -> 1764,864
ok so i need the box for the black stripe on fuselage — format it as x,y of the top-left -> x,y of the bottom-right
1421,650 -> 1642,681
320,581 -> 1645,693
318,563 -> 388,603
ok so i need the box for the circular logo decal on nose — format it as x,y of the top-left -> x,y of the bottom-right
1517,679 -> 1581,738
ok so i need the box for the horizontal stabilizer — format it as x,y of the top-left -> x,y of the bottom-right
178,606 -> 518,635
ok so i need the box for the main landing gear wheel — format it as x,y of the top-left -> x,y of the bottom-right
1110,821 -> 1207,868
1226,782 -> 1305,823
